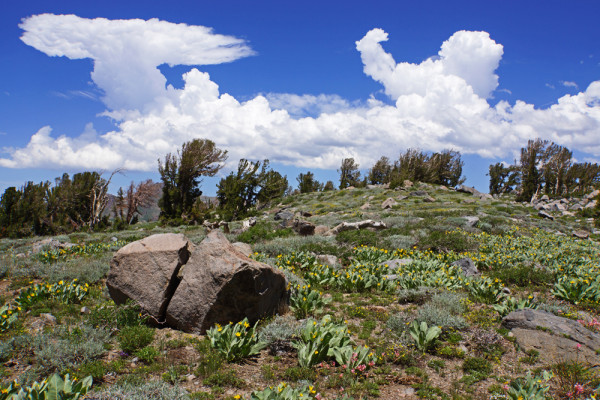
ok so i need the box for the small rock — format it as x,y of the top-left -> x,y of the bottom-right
381,198 -> 397,209
403,180 -> 413,188
40,313 -> 57,324
80,306 -> 90,314
274,210 -> 294,221
316,255 -> 339,267
293,220 -> 315,236
186,374 -> 195,382
396,195 -> 408,201
314,225 -> 330,235
538,211 -> 554,220
572,230 -> 590,239
111,237 -> 118,242
360,202 -> 371,210
409,190 -> 428,197
452,258 -> 479,277
423,195 -> 436,203
463,216 -> 479,228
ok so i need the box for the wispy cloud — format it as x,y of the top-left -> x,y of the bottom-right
561,80 -> 578,89
545,83 -> 555,89
2,16 -> 600,172
52,90 -> 99,101
497,88 -> 512,95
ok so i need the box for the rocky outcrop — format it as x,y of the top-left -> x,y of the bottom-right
328,220 -> 387,235
107,231 -> 287,334
502,309 -> 600,365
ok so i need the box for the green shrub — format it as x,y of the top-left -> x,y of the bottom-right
33,325 -> 110,376
206,318 -> 267,362
87,301 -> 146,330
202,368 -> 245,388
117,325 -> 155,354
89,381 -> 190,399
462,356 -> 492,378
417,229 -> 477,253
193,338 -> 225,378
134,346 -> 160,364
416,304 -> 468,332
236,223 -> 293,244
488,264 -> 554,288
336,229 -> 390,248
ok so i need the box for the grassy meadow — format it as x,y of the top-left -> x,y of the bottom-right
1,183 -> 599,399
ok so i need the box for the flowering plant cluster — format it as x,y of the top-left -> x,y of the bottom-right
206,317 -> 267,362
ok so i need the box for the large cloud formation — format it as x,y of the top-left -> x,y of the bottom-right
1,14 -> 600,170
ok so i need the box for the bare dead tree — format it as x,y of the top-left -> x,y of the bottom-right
124,180 -> 160,224
89,169 -> 122,228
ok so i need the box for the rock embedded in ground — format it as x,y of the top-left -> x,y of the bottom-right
316,254 -> 339,267
107,231 -> 287,334
463,216 -> 479,228
165,231 -> 288,334
274,210 -> 294,221
328,220 -> 387,235
107,233 -> 192,321
502,309 -> 600,365
451,257 -> 479,277
409,190 -> 428,197
314,225 -> 330,235
572,230 -> 590,239
538,210 -> 554,220
232,242 -> 252,256
381,198 -> 397,209
293,220 -> 315,236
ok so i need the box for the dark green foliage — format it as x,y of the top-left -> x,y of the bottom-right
389,148 -> 464,188
417,229 -> 477,253
488,264 -> 555,288
323,180 -> 335,191
0,171 -> 107,237
202,368 -> 245,388
488,162 -> 520,195
117,325 -> 155,354
336,229 -> 390,248
297,171 -> 323,193
368,156 -> 392,185
87,301 -> 146,330
158,138 -> 227,221
194,338 -> 225,378
235,222 -> 294,244
338,157 -> 361,189
462,357 -> 492,377
217,159 -> 287,221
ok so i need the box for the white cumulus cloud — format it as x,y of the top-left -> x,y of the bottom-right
2,16 -> 600,173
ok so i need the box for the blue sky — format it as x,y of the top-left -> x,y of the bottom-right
1,0 -> 599,195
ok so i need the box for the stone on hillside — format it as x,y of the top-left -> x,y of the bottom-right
293,220 -> 315,236
233,242 -> 252,256
242,217 -> 257,229
452,257 -> 479,277
360,202 -> 371,210
439,185 -> 448,190
478,193 -> 493,200
107,233 -> 192,320
329,220 -> 387,235
572,230 -> 590,239
165,231 -> 287,334
274,210 -> 294,221
403,180 -> 413,188
538,211 -> 554,220
314,225 -> 330,235
585,200 -> 597,209
584,189 -> 599,200
502,309 -> 600,365
463,216 -> 479,228
456,185 -> 480,196
540,194 -> 550,201
32,238 -> 74,254
316,254 -> 339,267
409,190 -> 428,197
299,211 -> 313,217
569,204 -> 583,211
381,198 -> 397,209
423,195 -> 436,203
396,195 -> 408,201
